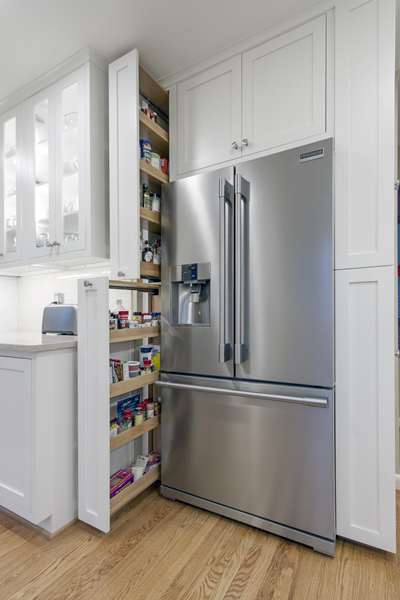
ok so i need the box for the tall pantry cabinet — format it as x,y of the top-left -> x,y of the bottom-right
78,51 -> 167,531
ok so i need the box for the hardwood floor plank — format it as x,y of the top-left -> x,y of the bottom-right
0,487 -> 399,600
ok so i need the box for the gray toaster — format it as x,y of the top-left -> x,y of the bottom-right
42,303 -> 78,335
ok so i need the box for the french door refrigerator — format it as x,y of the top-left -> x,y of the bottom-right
158,139 -> 335,555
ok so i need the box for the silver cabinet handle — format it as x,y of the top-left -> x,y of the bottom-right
242,139 -> 249,146
53,241 -> 60,247
218,178 -> 233,363
231,142 -> 238,150
234,174 -> 250,364
156,381 -> 328,407
84,280 -> 93,288
117,271 -> 125,278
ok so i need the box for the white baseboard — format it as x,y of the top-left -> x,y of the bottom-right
396,474 -> 400,490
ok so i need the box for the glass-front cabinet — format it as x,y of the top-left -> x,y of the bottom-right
27,67 -> 86,260
0,106 -> 23,265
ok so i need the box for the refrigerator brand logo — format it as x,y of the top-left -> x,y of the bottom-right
299,149 -> 324,163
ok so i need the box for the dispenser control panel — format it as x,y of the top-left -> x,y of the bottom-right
182,264 -> 198,283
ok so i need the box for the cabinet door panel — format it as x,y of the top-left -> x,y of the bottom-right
109,49 -> 141,280
0,357 -> 32,513
0,105 -> 24,265
335,266 -> 396,552
177,56 -> 241,174
242,16 -> 326,156
26,86 -> 56,260
54,66 -> 86,254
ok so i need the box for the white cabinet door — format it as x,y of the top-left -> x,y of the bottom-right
78,276 -> 110,532
109,49 -> 141,280
177,56 -> 241,175
241,15 -> 326,157
335,0 -> 395,269
0,105 -> 24,265
26,67 -> 86,261
335,266 -> 396,552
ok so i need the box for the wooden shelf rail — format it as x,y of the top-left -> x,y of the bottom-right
110,416 -> 160,452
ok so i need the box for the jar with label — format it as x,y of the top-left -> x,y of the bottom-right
146,403 -> 155,419
141,182 -> 149,207
134,407 -> 144,426
142,240 -> 153,263
123,409 -> 133,430
152,239 -> 160,265
151,193 -> 160,213
143,359 -> 152,373
132,312 -> 142,325
140,139 -> 152,164
142,313 -> 152,326
154,402 -> 160,416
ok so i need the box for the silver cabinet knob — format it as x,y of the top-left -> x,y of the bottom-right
84,280 -> 93,288
231,142 -> 238,150
46,241 -> 53,247
395,350 -> 400,358
242,139 -> 249,147
0,254 -> 3,257
117,271 -> 125,278
53,241 -> 60,247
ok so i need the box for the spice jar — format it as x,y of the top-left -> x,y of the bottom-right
146,403 -> 155,419
154,402 -> 160,416
132,312 -> 142,325
123,409 -> 133,430
134,407 -> 144,426
143,359 -> 152,373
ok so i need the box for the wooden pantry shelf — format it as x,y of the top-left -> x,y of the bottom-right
110,416 -> 160,452
140,160 -> 169,185
139,112 -> 169,157
139,65 -> 169,117
108,280 -> 160,293
140,262 -> 161,279
110,370 -> 160,398
140,206 -> 161,234
110,464 -> 161,517
110,325 -> 160,343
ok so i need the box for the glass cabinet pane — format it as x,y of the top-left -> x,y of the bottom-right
34,100 -> 50,248
62,82 -> 79,245
3,118 -> 17,254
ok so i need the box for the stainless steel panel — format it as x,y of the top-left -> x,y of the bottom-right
235,139 -> 334,387
159,374 -> 335,542
161,167 -> 234,377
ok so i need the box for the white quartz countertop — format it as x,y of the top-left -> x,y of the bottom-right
0,332 -> 78,353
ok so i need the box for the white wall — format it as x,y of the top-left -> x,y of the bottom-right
0,275 -> 18,332
17,265 -> 135,333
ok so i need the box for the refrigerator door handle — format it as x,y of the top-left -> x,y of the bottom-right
219,178 -> 233,362
156,380 -> 328,407
234,174 -> 250,364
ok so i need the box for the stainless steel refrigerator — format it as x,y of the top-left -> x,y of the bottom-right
158,139 -> 335,555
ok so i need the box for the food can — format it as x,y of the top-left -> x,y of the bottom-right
140,139 -> 152,163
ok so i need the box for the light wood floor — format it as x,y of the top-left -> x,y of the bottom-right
0,486 -> 399,600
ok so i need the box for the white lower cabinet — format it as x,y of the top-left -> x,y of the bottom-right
335,266 -> 396,552
0,348 -> 77,533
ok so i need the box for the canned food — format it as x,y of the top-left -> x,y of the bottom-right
140,139 -> 152,164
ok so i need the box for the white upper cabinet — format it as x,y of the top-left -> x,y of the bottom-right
0,50 -> 109,271
335,0 -> 395,269
241,16 -> 326,156
0,105 -> 23,266
177,56 -> 242,174
174,16 -> 327,177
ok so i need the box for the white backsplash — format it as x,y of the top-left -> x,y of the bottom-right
16,265 -> 138,333
0,275 -> 18,332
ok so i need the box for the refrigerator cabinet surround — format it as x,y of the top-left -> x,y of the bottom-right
158,375 -> 336,556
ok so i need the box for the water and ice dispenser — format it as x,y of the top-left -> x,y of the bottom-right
170,263 -> 211,326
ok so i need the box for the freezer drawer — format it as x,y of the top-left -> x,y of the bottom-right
159,375 -> 335,544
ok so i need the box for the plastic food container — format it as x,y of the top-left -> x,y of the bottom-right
151,152 -> 160,170
140,139 -> 152,163
139,345 -> 153,367
128,361 -> 140,378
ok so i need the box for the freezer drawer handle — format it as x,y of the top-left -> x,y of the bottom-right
219,178 -> 233,363
156,381 -> 328,407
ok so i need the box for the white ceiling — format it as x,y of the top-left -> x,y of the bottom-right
0,0 -> 319,103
